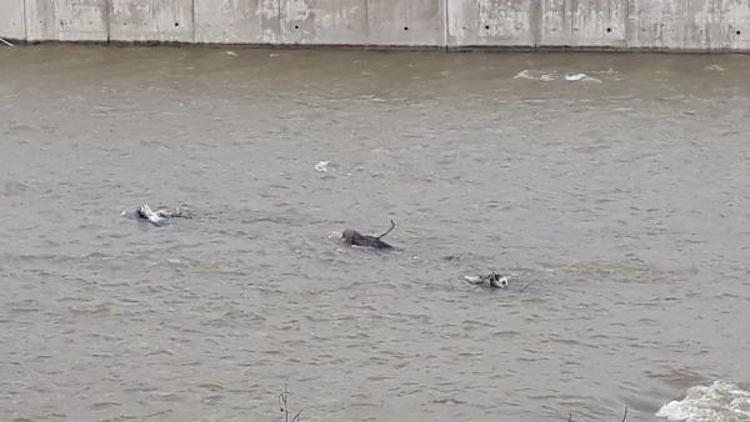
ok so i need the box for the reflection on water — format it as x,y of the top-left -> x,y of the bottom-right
1,45 -> 749,422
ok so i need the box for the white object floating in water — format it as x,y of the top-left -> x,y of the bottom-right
515,70 -> 605,83
704,64 -> 725,72
226,50 -> 238,57
137,204 -> 167,226
565,73 -> 602,83
565,73 -> 588,81
513,69 -> 530,79
314,161 -> 330,173
513,69 -> 555,81
656,380 -> 750,422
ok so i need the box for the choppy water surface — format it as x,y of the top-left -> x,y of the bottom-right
1,45 -> 749,422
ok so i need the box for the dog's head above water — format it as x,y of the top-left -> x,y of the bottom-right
464,273 -> 510,289
487,273 -> 509,289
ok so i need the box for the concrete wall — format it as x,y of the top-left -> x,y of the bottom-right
0,0 -> 26,40
24,0 -> 108,41
2,0 -> 750,51
109,0 -> 194,42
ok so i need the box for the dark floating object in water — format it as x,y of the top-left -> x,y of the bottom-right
464,272 -> 510,289
342,220 -> 397,250
131,203 -> 191,226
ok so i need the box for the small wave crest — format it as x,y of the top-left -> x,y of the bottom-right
513,69 -> 605,83
656,380 -> 750,422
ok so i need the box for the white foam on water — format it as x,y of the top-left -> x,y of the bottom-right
513,69 -> 535,80
656,381 -> 750,422
514,69 -> 604,83
540,74 -> 555,82
513,69 -> 556,81
565,72 -> 602,83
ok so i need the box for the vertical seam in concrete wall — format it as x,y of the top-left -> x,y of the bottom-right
530,0 -> 542,46
443,0 -> 449,48
364,0 -> 370,44
191,0 -> 196,43
682,0 -> 689,48
625,0 -> 634,48
277,0 -> 282,45
105,0 -> 111,43
22,0 -> 28,41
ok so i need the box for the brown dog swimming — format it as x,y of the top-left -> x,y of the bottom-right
342,220 -> 396,250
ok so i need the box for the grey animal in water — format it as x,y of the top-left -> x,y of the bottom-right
464,273 -> 510,289
132,203 -> 191,226
342,220 -> 397,250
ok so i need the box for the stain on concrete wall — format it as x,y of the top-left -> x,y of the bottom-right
195,0 -> 280,44
280,0 -> 367,45
25,0 -> 108,41
706,0 -> 750,50
629,0 -> 750,50
628,0 -> 685,48
0,0 -> 26,39
448,0 -> 535,47
541,0 -> 626,47
110,0 -> 193,42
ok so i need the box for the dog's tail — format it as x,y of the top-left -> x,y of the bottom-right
377,220 -> 397,239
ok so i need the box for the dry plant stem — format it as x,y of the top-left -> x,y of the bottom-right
278,385 -> 303,422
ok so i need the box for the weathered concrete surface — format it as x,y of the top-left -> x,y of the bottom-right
280,0 -> 368,45
367,0 -> 445,46
195,0 -> 279,44
713,1 -> 750,50
628,0 -> 750,50
0,0 -> 25,40
448,0 -> 535,47
110,0 -> 193,42
540,0 -> 627,47
7,0 -> 750,51
25,0 -> 108,41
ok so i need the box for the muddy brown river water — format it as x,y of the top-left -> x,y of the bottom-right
1,45 -> 749,422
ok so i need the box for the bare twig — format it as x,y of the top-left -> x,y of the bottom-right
291,409 -> 303,422
0,37 -> 14,48
278,384 -> 302,422
377,219 -> 397,239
